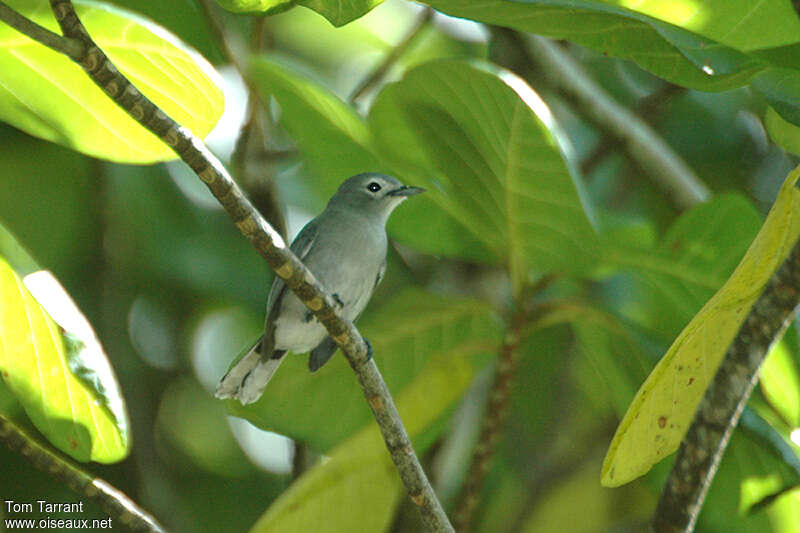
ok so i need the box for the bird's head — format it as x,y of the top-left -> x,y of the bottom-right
329,173 -> 425,223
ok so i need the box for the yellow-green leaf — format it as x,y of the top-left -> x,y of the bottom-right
0,228 -> 129,463
759,339 -> 800,428
0,0 -> 223,163
228,289 -> 500,452
602,165 -> 800,487
249,347 -> 477,533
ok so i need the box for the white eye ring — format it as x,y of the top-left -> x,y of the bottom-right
367,182 -> 381,193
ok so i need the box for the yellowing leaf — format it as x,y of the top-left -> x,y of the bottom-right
0,256 -> 129,463
602,165 -> 800,487
250,347 -> 477,533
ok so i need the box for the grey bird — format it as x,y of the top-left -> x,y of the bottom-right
215,173 -> 425,404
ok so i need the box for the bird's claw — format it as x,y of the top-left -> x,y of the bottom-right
363,337 -> 373,361
332,293 -> 345,308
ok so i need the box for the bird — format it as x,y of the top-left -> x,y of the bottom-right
215,173 -> 425,404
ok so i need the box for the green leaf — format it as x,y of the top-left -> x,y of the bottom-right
423,1 -> 770,91
753,69 -> 800,128
227,289 -> 501,452
572,313 -> 653,417
215,0 -> 296,15
248,56 -> 382,201
0,226 -> 129,463
737,407 -> 800,512
249,342 -> 479,532
610,0 -> 800,51
157,378 -> 251,477
607,193 -> 762,339
297,0 -> 384,27
0,0 -> 223,163
759,339 -> 800,428
602,165 -> 800,487
248,55 -> 488,261
369,60 -> 600,289
217,0 -> 382,25
765,106 -> 800,156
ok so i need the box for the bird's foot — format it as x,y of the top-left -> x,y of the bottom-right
363,337 -> 373,361
332,293 -> 344,308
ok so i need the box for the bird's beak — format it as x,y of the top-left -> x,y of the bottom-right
388,185 -> 426,197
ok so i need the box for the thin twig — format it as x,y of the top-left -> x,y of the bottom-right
349,7 -> 434,102
196,0 -> 288,239
491,29 -> 710,210
29,1 -> 452,530
0,415 -> 165,533
581,82 -> 685,176
653,237 -> 800,532
0,1 -> 82,57
452,308 -> 526,531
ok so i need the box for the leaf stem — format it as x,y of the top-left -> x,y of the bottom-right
196,0 -> 288,239
0,415 -> 166,533
0,1 -> 83,58
42,1 -> 453,530
349,7 -> 434,103
491,29 -> 710,210
653,233 -> 800,531
452,307 -> 526,531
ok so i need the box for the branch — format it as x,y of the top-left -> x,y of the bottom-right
196,0 -> 287,239
580,82 -> 686,176
452,308 -> 525,531
35,1 -> 452,530
0,1 -> 82,57
490,29 -> 710,210
0,415 -> 165,533
652,237 -> 800,531
349,7 -> 434,103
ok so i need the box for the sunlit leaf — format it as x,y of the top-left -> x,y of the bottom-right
423,0 -> 771,91
765,488 -> 800,532
215,0 -> 295,15
297,0 -> 384,27
249,346 -> 478,532
602,166 -> 800,487
0,226 -> 129,463
369,60 -> 599,289
601,0 -> 800,51
217,0 -> 382,25
227,289 -> 501,452
0,0 -> 223,163
760,340 -> 800,428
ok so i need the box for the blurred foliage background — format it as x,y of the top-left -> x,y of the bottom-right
2,1 -> 800,532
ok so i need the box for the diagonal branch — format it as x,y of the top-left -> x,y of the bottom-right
0,415 -> 165,533
0,1 -> 452,530
653,236 -> 800,532
0,1 -> 82,57
452,308 -> 525,531
349,7 -> 434,103
490,29 -> 710,211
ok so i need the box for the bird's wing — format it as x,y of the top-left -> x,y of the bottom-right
262,220 -> 320,353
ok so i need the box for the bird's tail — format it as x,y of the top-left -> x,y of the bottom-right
215,336 -> 285,405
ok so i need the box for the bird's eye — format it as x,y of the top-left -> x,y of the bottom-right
367,182 -> 382,193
